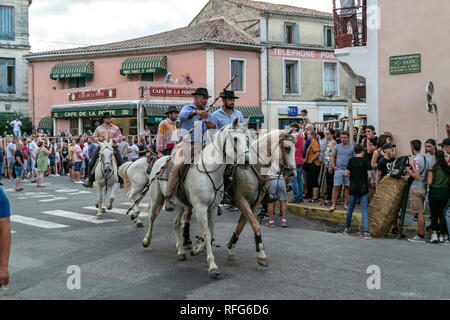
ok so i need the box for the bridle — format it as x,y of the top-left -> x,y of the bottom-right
264,133 -> 294,177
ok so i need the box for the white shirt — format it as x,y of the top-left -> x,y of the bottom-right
29,141 -> 37,157
128,145 -> 139,160
10,120 -> 22,130
268,160 -> 284,180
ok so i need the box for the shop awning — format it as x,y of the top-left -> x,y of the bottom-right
51,103 -> 136,119
144,104 -> 264,124
37,117 -> 53,133
50,61 -> 94,80
120,56 -> 167,75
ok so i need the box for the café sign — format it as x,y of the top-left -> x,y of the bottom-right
390,54 -> 421,75
150,87 -> 195,97
69,88 -> 116,101
52,108 -> 132,119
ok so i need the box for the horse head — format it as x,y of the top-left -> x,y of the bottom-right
279,129 -> 297,179
99,140 -> 114,176
211,117 -> 250,165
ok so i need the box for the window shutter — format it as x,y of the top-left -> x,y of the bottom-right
324,64 -> 335,95
293,24 -> 299,44
285,25 -> 289,43
0,63 -> 7,93
0,6 -> 14,40
231,60 -> 243,91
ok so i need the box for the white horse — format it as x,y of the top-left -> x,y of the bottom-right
143,117 -> 249,278
94,140 -> 119,219
118,158 -> 150,228
183,129 -> 297,266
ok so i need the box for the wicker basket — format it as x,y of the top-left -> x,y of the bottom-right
336,34 -> 353,48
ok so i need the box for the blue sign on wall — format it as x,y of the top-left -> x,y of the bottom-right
288,106 -> 298,117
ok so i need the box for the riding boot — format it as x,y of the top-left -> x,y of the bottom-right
83,148 -> 99,188
165,163 -> 183,212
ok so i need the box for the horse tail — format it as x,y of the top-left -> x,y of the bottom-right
118,162 -> 133,195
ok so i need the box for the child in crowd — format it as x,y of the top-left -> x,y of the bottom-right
343,143 -> 372,239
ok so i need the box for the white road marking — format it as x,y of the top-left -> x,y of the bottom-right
55,189 -> 79,193
2,188 -> 15,192
42,210 -> 116,224
84,206 -> 148,217
11,230 -> 16,234
18,195 -> 51,199
68,191 -> 92,195
39,197 -> 67,202
10,215 -> 69,229
120,202 -> 150,207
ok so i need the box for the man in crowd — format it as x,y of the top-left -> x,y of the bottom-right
0,188 -> 11,287
6,138 -> 16,181
340,0 -> 360,46
164,88 -> 217,212
265,158 -> 289,228
289,122 -> 304,203
14,141 -> 24,192
119,137 -> 129,163
363,125 -> 378,201
329,131 -> 354,211
28,136 -> 38,183
48,138 -> 57,177
83,137 -> 92,180
157,106 -> 179,158
9,116 -> 22,137
375,143 -> 396,188
439,138 -> 450,164
406,140 -> 432,243
83,112 -> 123,188
73,138 -> 84,184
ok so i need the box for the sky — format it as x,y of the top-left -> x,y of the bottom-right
29,0 -> 333,53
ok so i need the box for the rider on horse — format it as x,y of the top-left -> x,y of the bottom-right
83,112 -> 124,188
164,88 -> 217,212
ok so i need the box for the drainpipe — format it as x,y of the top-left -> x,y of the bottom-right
31,63 -> 35,129
78,118 -> 83,136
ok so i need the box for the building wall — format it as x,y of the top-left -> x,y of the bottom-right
0,0 -> 31,114
378,0 -> 450,155
28,50 -> 208,126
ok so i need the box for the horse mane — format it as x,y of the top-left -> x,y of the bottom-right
252,130 -> 296,152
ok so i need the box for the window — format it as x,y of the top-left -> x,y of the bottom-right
0,6 -> 14,40
0,58 -> 15,94
284,59 -> 300,95
324,26 -> 333,47
323,62 -> 339,97
285,23 -> 299,44
141,73 -> 154,82
230,59 -> 244,92
68,77 -> 86,89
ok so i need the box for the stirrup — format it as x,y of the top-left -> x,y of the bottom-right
165,199 -> 176,212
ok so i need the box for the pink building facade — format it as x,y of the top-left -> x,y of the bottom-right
25,19 -> 263,136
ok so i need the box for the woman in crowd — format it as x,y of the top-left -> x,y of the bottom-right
0,140 -> 5,186
371,134 -> 389,172
21,138 -> 29,180
322,128 -> 337,206
427,150 -> 450,244
36,140 -> 52,188
304,131 -> 321,202
128,138 -> 140,162
318,131 -> 326,164
68,142 -> 74,182
61,143 -> 69,176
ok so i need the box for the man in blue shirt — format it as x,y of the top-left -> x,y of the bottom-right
165,88 -> 217,212
212,90 -> 245,129
0,188 -> 11,287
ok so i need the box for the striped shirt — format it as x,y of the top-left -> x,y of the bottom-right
156,118 -> 178,152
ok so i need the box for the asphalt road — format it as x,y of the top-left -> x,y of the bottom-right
1,176 -> 449,300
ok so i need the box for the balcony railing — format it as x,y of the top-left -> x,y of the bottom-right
333,0 -> 367,49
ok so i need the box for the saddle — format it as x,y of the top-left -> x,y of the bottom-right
146,155 -> 158,175
158,160 -> 193,208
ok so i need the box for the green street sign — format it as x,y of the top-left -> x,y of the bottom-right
390,54 -> 421,75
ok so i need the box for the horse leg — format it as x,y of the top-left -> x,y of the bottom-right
96,183 -> 104,219
236,199 -> 268,267
227,214 -> 247,261
131,206 -> 144,228
173,206 -> 187,261
142,186 -> 164,247
183,208 -> 193,250
195,206 -> 220,279
107,182 -> 117,210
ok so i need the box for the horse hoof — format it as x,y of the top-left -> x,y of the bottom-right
95,202 -> 99,208
142,238 -> 150,248
96,215 -> 103,220
107,205 -> 113,210
227,254 -> 236,262
208,268 -> 221,279
257,257 -> 269,267
190,249 -> 197,256
131,213 -> 138,220
135,221 -> 144,228
177,253 -> 187,261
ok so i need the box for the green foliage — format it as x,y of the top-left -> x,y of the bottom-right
0,112 -> 33,136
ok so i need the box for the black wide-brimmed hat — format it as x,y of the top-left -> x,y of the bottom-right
439,138 -> 450,147
165,106 -> 179,114
192,88 -> 210,98
221,90 -> 240,99
102,112 -> 112,119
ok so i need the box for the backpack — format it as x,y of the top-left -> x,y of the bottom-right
388,156 -> 410,179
